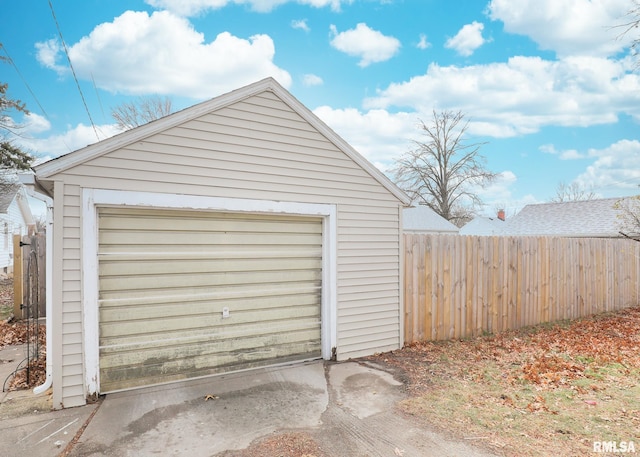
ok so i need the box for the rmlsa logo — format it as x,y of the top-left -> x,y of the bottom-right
593,441 -> 636,453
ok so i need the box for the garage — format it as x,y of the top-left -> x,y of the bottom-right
33,77 -> 410,409
98,207 -> 323,392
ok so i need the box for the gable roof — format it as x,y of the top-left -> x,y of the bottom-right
502,198 -> 630,237
459,216 -> 505,236
0,184 -> 20,213
34,77 -> 410,205
0,182 -> 35,226
403,205 -> 459,233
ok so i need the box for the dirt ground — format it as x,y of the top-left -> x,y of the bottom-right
0,278 -> 47,390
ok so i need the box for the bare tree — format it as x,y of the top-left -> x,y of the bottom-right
616,0 -> 640,68
0,59 -> 34,195
392,110 -> 497,226
0,83 -> 33,172
549,181 -> 597,203
111,95 -> 173,131
614,195 -> 640,237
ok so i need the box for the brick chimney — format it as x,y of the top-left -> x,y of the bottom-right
497,209 -> 505,221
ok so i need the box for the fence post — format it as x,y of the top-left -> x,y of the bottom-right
12,233 -> 23,318
37,233 -> 46,317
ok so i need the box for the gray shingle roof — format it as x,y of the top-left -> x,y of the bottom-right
0,184 -> 19,214
459,216 -> 505,236
502,197 -> 632,237
403,205 -> 459,233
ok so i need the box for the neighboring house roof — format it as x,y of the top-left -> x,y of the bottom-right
459,216 -> 505,236
501,198 -> 631,237
403,205 -> 459,233
0,184 -> 20,213
0,183 -> 35,226
35,77 -> 410,206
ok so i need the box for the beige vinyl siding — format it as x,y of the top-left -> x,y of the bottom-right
56,96 -> 393,204
335,206 -> 400,359
97,208 -> 322,392
50,88 -> 403,405
59,184 -> 85,407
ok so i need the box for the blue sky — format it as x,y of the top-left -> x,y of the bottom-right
2,0 -> 640,217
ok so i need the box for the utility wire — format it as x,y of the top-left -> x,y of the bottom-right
90,73 -> 106,122
47,0 -> 100,140
1,44 -> 50,120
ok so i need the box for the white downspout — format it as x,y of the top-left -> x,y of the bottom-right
23,185 -> 54,395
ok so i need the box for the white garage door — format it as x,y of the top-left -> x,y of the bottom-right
97,207 -> 323,392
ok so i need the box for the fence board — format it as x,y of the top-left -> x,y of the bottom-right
404,234 -> 640,344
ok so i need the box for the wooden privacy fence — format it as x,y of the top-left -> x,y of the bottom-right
13,232 -> 46,319
404,234 -> 640,343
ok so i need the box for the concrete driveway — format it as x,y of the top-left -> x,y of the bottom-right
1,356 -> 498,456
65,361 -> 497,457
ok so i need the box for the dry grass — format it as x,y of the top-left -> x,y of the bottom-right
370,306 -> 640,457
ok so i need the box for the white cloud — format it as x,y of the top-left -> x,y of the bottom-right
329,23 -> 401,67
476,170 -> 517,200
487,0 -> 633,58
574,139 -> 640,195
35,39 -> 64,72
145,0 -> 350,15
16,122 -> 121,160
559,150 -> 585,160
470,170 -> 541,216
539,143 -> 585,160
364,56 -> 640,138
36,10 -> 291,99
302,74 -> 323,86
24,113 -> 51,134
539,144 -> 557,154
291,19 -> 310,32
445,21 -> 486,57
417,33 -> 430,50
313,106 -> 417,169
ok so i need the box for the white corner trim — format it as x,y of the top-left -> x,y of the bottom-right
82,189 -> 337,394
82,191 -> 100,396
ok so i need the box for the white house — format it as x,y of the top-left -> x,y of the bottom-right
459,210 -> 506,236
0,183 -> 35,274
403,204 -> 459,234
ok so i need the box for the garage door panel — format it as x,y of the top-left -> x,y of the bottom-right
99,269 -> 321,292
99,283 -> 320,307
99,305 -> 321,338
98,319 -> 321,357
100,325 -> 321,368
99,291 -> 321,321
98,207 -> 323,393
100,339 -> 322,393
99,256 -> 322,277
98,211 -> 323,234
98,245 -> 323,258
100,230 -> 320,247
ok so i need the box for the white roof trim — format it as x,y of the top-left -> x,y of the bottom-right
34,78 -> 410,205
16,187 -> 35,226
